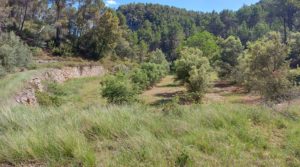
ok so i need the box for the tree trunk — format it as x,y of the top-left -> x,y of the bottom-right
283,17 -> 287,44
20,0 -> 28,32
55,0 -> 61,47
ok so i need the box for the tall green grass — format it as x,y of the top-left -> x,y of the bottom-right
0,103 -> 299,166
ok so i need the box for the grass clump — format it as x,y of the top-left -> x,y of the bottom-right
0,103 -> 299,166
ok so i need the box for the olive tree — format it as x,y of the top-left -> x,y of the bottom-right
238,32 -> 291,101
175,47 -> 212,102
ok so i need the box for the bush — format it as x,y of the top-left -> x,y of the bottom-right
187,66 -> 211,102
148,49 -> 170,72
175,47 -> 210,82
0,65 -> 6,77
31,47 -> 45,57
289,68 -> 300,86
51,42 -> 74,57
140,63 -> 167,86
130,68 -> 150,91
101,74 -> 138,104
35,83 -> 68,107
218,36 -> 243,78
0,32 -> 32,74
237,32 -> 292,102
36,91 -> 63,107
175,47 -> 212,102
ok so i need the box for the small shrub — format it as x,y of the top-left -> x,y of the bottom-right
162,97 -> 182,117
31,47 -> 44,57
141,63 -> 167,86
0,65 -> 7,77
101,74 -> 138,104
47,83 -> 68,96
174,47 -> 212,102
176,151 -> 191,167
0,32 -> 32,74
51,43 -> 74,57
186,66 -> 211,102
174,47 -> 209,82
130,68 -> 150,91
36,91 -> 63,107
148,49 -> 170,72
288,68 -> 300,86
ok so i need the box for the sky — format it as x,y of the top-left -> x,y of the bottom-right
105,0 -> 260,12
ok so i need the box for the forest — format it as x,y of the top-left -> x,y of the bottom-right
0,0 -> 300,166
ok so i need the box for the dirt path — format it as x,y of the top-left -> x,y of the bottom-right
141,76 -> 262,105
204,81 -> 261,104
141,75 -> 186,105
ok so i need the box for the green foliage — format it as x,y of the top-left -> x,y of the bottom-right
218,36 -> 244,78
36,91 -> 63,107
78,10 -> 120,60
140,63 -> 167,86
175,47 -> 212,102
148,49 -> 169,72
0,66 -> 6,77
288,68 -> 300,86
130,68 -> 150,91
187,66 -> 212,102
237,32 -> 292,101
36,82 -> 68,107
51,42 -> 74,57
185,31 -> 220,63
289,32 -> 300,68
175,47 -> 209,82
1,103 -> 300,166
101,74 -> 138,104
0,32 -> 32,74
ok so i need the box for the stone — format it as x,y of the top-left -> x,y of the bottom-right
15,65 -> 106,105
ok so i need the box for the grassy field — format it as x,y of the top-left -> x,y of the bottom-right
1,75 -> 300,166
53,76 -> 106,109
0,103 -> 300,166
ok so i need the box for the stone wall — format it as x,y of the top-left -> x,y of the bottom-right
15,65 -> 106,105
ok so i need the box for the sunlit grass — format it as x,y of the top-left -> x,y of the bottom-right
0,103 -> 299,166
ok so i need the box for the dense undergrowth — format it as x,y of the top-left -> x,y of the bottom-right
0,103 -> 299,166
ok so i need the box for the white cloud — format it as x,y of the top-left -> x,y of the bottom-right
105,0 -> 117,6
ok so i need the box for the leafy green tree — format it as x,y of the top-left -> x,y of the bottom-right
268,0 -> 300,43
49,0 -> 70,46
185,31 -> 220,64
218,36 -> 244,77
207,11 -> 225,36
187,65 -> 212,102
76,0 -> 105,36
101,73 -> 138,104
175,47 -> 212,102
251,22 -> 270,40
161,23 -> 184,61
148,49 -> 169,72
289,32 -> 300,68
0,32 -> 32,75
0,0 -> 9,32
140,63 -> 167,86
175,47 -> 209,82
130,68 -> 150,91
239,32 -> 291,101
135,40 -> 149,63
78,10 -> 120,60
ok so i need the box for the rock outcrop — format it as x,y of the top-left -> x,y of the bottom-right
15,65 -> 106,105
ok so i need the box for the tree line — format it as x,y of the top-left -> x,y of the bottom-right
1,0 -> 300,103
